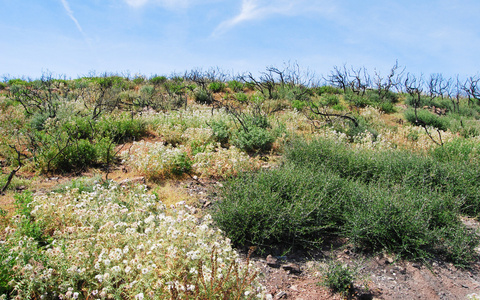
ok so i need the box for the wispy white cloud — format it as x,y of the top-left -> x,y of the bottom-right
124,0 -> 221,9
212,0 -> 336,36
60,0 -> 84,34
60,0 -> 93,49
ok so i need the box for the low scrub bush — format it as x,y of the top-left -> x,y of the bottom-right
232,126 -> 274,153
98,115 -> 147,143
342,185 -> 471,261
194,89 -> 213,104
405,95 -> 453,111
208,120 -> 230,146
149,75 -> 167,85
321,260 -> 356,296
315,85 -> 343,95
430,138 -> 480,163
404,109 -> 449,131
235,92 -> 249,103
291,99 -> 308,111
208,82 -> 225,93
345,93 -> 371,108
227,80 -> 244,92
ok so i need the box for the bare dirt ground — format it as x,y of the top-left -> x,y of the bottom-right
2,170 -> 480,300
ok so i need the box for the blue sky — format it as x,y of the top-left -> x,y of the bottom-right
1,0 -> 479,80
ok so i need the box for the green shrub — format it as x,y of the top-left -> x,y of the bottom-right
149,75 -> 167,85
214,138 -> 480,262
244,81 -> 256,90
0,82 -> 6,90
235,92 -> 249,103
228,80 -> 244,92
404,109 -> 449,131
232,126 -> 274,153
213,164 -> 346,253
315,86 -> 343,95
0,242 -> 14,295
345,93 -> 371,108
132,75 -> 146,85
30,112 -> 48,131
285,138 -> 480,216
208,81 -> 225,93
444,114 -> 480,137
0,174 -> 30,192
321,261 -> 356,296
194,89 -> 214,104
405,95 -> 453,111
209,120 -> 230,146
171,152 -> 193,176
321,94 -> 340,106
7,78 -> 29,86
53,176 -> 102,193
291,100 -> 308,111
378,101 -> 395,113
342,185 -> 467,260
98,115 -> 147,142
53,139 -> 98,172
14,192 -> 44,242
430,139 -> 480,162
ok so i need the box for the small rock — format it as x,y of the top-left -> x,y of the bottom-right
462,284 -> 469,288
203,201 -> 211,208
15,185 -> 27,191
289,285 -> 298,291
282,263 -> 301,274
386,257 -> 394,264
266,255 -> 279,268
412,263 -> 421,269
275,291 -> 287,299
198,198 -> 207,204
193,175 -> 198,180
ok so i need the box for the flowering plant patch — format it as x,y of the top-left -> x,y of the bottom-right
193,144 -> 262,178
2,183 -> 263,299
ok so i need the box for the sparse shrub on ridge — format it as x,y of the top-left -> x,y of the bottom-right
208,81 -> 225,93
228,80 -> 244,92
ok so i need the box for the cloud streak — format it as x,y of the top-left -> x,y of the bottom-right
60,0 -> 84,34
124,0 -> 221,9
212,0 -> 335,36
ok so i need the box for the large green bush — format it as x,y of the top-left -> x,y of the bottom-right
213,164 -> 346,253
213,138 -> 480,264
285,138 -> 480,215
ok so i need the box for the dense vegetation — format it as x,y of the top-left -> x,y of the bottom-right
1,63 -> 480,298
